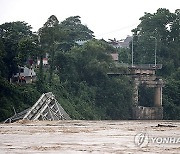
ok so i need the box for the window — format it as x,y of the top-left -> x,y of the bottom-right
20,68 -> 24,73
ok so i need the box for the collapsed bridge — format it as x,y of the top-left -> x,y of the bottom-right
5,92 -> 71,123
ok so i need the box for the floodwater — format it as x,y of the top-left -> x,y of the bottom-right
0,120 -> 179,153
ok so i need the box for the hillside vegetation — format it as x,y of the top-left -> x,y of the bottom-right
0,9 -> 179,121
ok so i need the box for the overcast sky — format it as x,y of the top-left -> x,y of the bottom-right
0,0 -> 179,40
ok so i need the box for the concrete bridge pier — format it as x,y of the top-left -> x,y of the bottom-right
154,86 -> 162,107
133,79 -> 139,106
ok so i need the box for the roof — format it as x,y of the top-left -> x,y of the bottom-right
14,66 -> 36,77
108,36 -> 133,48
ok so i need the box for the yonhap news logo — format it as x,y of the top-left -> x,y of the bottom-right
134,132 -> 180,147
134,132 -> 149,147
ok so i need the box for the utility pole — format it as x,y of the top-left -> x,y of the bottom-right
131,35 -> 134,67
150,36 -> 157,67
155,37 -> 157,67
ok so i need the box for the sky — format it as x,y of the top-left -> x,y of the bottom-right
0,0 -> 179,40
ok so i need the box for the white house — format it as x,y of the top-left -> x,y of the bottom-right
13,66 -> 36,83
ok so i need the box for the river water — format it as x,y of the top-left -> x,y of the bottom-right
0,120 -> 179,153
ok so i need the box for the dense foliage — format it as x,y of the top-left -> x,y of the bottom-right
0,8 -> 179,121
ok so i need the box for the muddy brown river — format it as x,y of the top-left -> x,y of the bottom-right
0,120 -> 179,153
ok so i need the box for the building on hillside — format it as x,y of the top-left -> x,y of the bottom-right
37,53 -> 49,68
110,53 -> 119,61
37,58 -> 48,66
108,38 -> 121,48
12,66 -> 36,83
108,36 -> 132,48
75,40 -> 88,46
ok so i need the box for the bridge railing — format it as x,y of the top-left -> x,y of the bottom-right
113,63 -> 162,70
128,64 -> 162,69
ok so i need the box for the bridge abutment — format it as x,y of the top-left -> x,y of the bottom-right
130,65 -> 164,120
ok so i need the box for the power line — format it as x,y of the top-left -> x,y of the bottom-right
96,23 -> 138,38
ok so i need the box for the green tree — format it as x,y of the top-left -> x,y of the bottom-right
117,48 -> 131,64
38,15 -> 60,84
59,16 -> 94,51
60,16 -> 94,41
132,8 -> 179,74
17,34 -> 39,66
0,38 -> 6,77
0,21 -> 33,80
